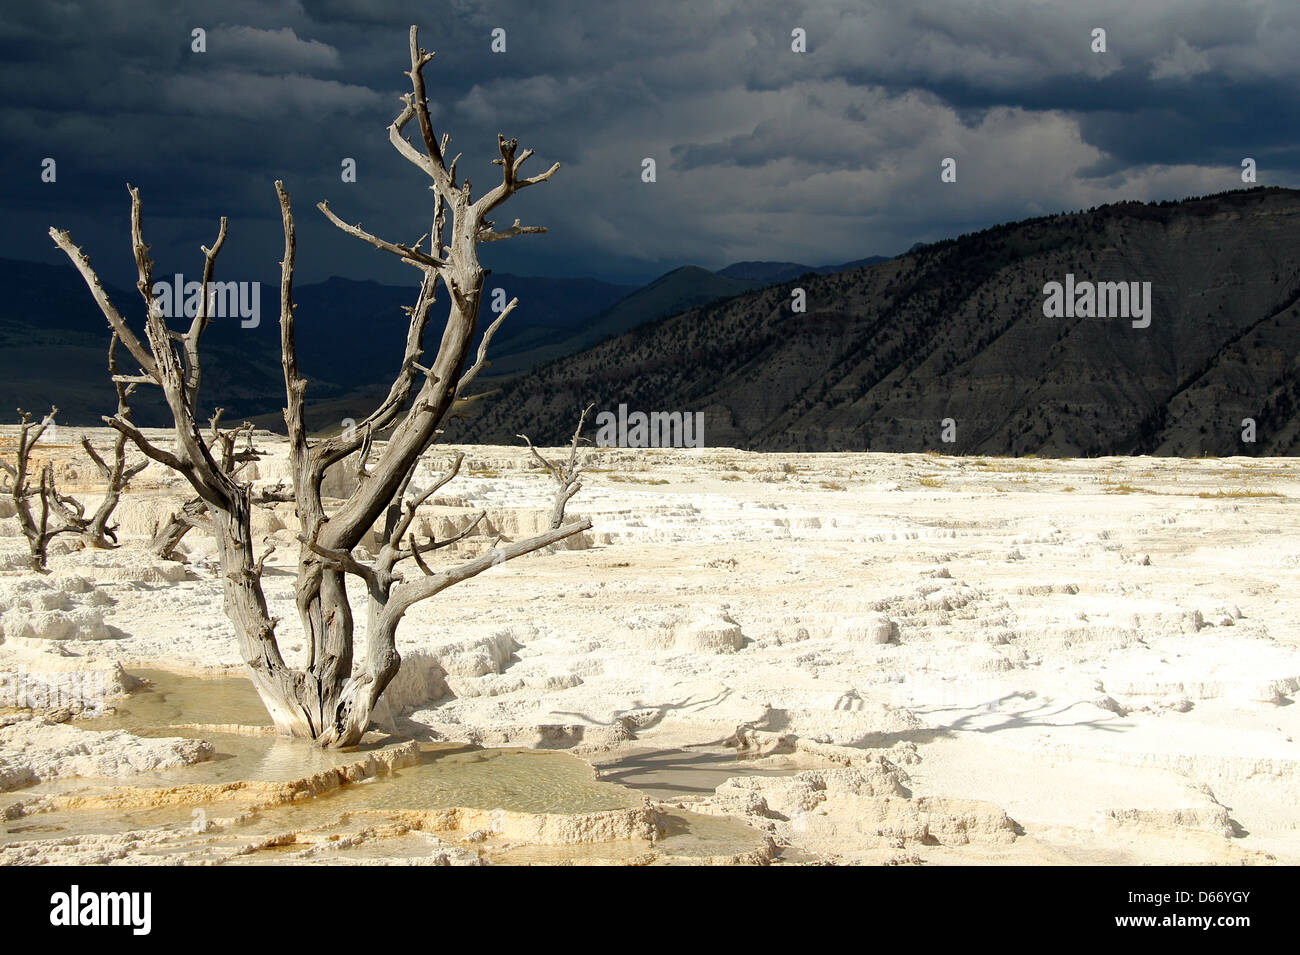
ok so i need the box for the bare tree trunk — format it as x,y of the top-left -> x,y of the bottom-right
151,480 -> 289,561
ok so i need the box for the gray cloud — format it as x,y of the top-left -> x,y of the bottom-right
1,0 -> 1296,290
161,71 -> 388,118
212,26 -> 343,72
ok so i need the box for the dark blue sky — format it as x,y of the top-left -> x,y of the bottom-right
2,0 -> 1296,290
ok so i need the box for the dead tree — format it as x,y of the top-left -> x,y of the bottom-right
50,25 -> 588,746
3,345 -> 148,559
519,404 -> 594,529
79,335 -> 149,548
0,409 -> 87,572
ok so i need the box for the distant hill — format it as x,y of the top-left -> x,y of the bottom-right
451,188 -> 1300,456
0,258 -> 284,430
0,260 -> 632,429
483,265 -> 764,377
239,264 -> 786,429
717,261 -> 813,283
288,273 -> 635,389
718,256 -> 891,284
0,251 -> 806,431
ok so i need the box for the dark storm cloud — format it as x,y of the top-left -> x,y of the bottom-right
1,0 -> 1295,291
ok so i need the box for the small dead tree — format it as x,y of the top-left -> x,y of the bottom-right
0,409 -> 86,572
79,335 -> 149,548
50,25 -> 589,746
519,404 -> 594,530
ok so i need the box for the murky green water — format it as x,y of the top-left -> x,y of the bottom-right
68,669 -> 637,807
595,746 -> 825,800
84,668 -> 273,732
2,668 -> 791,864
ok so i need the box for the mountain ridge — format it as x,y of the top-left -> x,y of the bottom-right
451,187 -> 1300,456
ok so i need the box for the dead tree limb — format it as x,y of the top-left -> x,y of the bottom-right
150,481 -> 292,561
149,497 -> 211,560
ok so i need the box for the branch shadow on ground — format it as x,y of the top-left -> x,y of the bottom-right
388,688 -> 736,753
551,686 -> 736,737
849,692 -> 1133,748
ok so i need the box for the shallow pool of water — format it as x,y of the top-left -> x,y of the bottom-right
595,746 -> 823,800
84,667 -> 272,733
2,668 -> 796,864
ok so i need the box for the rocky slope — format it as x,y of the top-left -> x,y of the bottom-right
457,187 -> 1300,456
